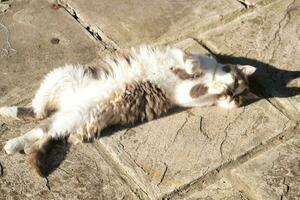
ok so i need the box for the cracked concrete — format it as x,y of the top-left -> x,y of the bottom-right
231,134 -> 300,200
0,0 -> 299,199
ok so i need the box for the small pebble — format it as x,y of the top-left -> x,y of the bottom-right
51,38 -> 60,44
52,4 -> 60,10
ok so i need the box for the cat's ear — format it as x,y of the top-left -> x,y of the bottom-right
237,65 -> 256,76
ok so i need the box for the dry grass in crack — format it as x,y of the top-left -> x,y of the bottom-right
0,22 -> 16,57
0,0 -> 16,56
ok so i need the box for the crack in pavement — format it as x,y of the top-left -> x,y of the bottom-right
0,161 -> 3,176
171,117 -> 188,144
157,162 -> 168,186
117,142 -> 148,176
199,116 -> 211,140
45,177 -> 51,190
165,122 -> 299,199
58,0 -> 118,52
281,177 -> 290,200
220,107 -> 246,158
264,0 -> 296,62
93,142 -> 152,199
237,0 -> 255,9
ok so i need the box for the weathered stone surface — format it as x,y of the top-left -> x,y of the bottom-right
231,134 -> 300,200
179,178 -> 249,200
0,1 -> 138,199
0,143 -> 138,200
59,0 -> 243,48
0,2 -> 9,12
237,0 -> 262,7
199,0 -> 300,120
101,95 -> 292,196
0,0 -> 104,106
1,0 -> 299,199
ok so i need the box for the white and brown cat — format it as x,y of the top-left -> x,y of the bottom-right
0,46 -> 256,176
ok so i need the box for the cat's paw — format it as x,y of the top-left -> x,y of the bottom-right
217,95 -> 238,109
4,137 -> 25,154
0,106 -> 19,119
208,82 -> 227,95
35,111 -> 47,120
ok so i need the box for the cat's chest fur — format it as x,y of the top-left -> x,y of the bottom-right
45,48 -> 211,133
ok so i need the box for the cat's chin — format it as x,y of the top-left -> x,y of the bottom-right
237,92 -> 259,106
217,95 -> 239,109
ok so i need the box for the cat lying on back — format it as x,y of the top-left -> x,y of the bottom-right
0,46 -> 256,176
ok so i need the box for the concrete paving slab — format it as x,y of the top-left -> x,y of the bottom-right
198,0 -> 300,120
58,0 -> 243,48
179,178 -> 249,200
0,0 -> 104,106
0,0 -> 139,199
1,0 -> 299,199
99,38 -> 293,196
231,134 -> 300,200
0,143 -> 139,200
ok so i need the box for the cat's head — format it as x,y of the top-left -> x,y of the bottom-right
172,52 -> 257,108
216,64 -> 257,106
189,54 -> 257,107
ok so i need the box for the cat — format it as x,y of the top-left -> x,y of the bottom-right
0,46 -> 256,176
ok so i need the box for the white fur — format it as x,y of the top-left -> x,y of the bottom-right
2,46 -> 247,154
0,106 -> 18,119
217,96 -> 238,109
4,128 -> 44,154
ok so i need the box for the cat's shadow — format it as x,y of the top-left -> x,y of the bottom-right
38,140 -> 70,179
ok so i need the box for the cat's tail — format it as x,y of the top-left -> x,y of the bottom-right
0,106 -> 35,119
28,136 -> 56,177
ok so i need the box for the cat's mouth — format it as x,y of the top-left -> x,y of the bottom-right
233,90 -> 259,106
224,87 -> 258,107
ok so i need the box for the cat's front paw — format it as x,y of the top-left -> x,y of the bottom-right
35,111 -> 47,120
217,95 -> 238,109
208,82 -> 227,95
4,137 -> 25,154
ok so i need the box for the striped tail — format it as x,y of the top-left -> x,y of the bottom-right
0,106 -> 35,119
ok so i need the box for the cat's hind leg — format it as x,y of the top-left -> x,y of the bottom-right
3,108 -> 79,155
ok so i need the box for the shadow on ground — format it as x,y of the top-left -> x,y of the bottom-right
39,140 -> 70,178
